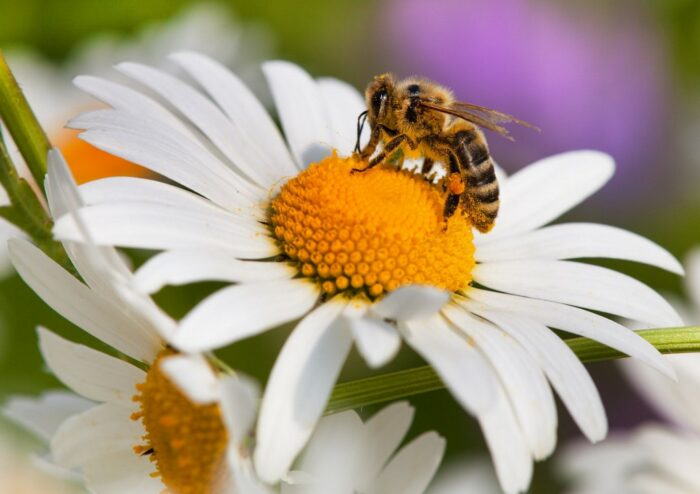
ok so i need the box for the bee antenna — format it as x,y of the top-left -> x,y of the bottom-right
354,110 -> 369,153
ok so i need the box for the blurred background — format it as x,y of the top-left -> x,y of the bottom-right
0,0 -> 699,492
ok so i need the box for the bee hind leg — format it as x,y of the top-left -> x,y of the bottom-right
440,150 -> 465,229
442,193 -> 460,231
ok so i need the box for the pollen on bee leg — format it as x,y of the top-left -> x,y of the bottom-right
270,154 -> 476,299
447,173 -> 466,195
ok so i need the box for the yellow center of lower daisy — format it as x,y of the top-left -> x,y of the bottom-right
132,350 -> 227,494
270,154 -> 475,297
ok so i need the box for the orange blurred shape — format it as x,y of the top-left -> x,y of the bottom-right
56,129 -> 152,184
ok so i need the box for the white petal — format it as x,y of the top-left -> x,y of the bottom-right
9,239 -> 160,362
372,285 -> 450,321
402,316 -> 496,415
73,75 -> 195,137
465,288 -> 675,379
176,280 -> 319,352
480,151 -> 614,241
45,148 -> 82,220
255,300 -> 351,483
46,150 -> 132,284
685,247 -> 700,310
372,432 -> 445,494
443,305 -> 557,460
476,223 -> 684,274
38,328 -> 145,406
426,458 -> 501,494
628,472 -> 696,494
263,61 -> 333,168
360,402 -> 415,486
348,315 -> 401,368
558,434 -> 641,491
0,220 -> 25,277
45,151 -> 176,345
219,374 -> 260,446
70,109 -> 262,212
469,308 -> 607,442
473,260 -> 682,328
477,384 -> 534,494
54,201 -> 277,259
296,410 -> 365,491
79,176 -> 241,216
635,426 -> 700,488
51,403 -> 140,468
317,77 -> 367,155
159,354 -> 220,405
116,61 -> 273,188
494,162 -> 508,183
3,391 -> 93,442
229,458 -> 276,494
169,52 -> 298,181
620,354 -> 700,431
135,248 -> 294,293
83,448 -> 164,494
82,181 -> 263,234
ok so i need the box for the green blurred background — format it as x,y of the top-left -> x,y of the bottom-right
1,0 -> 700,492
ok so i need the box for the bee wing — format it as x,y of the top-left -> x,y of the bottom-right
420,101 -> 539,141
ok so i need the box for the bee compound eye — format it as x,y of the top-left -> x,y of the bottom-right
372,88 -> 388,113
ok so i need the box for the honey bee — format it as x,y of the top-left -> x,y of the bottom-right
353,74 -> 537,233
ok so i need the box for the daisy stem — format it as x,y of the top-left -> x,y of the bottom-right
0,137 -> 73,274
326,325 -> 700,414
0,50 -> 50,191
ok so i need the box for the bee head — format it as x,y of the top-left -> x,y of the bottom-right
365,73 -> 395,127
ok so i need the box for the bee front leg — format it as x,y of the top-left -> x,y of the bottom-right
352,133 -> 414,174
355,124 -> 397,160
421,158 -> 435,175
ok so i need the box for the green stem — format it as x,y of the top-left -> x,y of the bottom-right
326,326 -> 700,414
0,50 -> 50,189
0,136 -> 50,237
0,137 -> 73,273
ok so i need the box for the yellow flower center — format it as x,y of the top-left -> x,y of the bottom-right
270,154 -> 475,297
132,350 -> 228,494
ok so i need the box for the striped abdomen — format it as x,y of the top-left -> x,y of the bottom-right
456,129 -> 499,233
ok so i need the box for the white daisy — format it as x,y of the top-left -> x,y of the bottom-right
282,402 -> 444,494
54,54 -> 683,493
0,3 -> 272,276
560,249 -> 700,494
6,149 -> 267,494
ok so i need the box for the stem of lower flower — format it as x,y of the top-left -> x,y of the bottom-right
0,50 -> 50,189
0,51 -> 74,274
0,137 -> 73,273
326,326 -> 700,414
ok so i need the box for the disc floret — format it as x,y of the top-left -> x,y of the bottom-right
270,154 -> 475,298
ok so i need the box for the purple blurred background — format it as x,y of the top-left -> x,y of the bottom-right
383,0 -> 671,210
